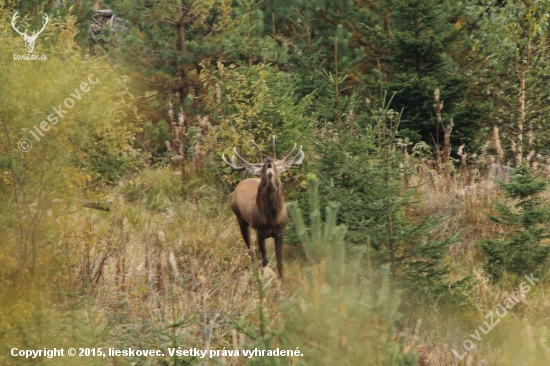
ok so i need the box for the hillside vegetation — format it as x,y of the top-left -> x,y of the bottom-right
3,1 -> 550,365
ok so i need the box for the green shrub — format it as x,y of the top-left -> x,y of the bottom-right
281,175 -> 418,366
479,166 -> 550,281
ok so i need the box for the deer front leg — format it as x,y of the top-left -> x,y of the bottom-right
258,233 -> 268,268
237,218 -> 255,265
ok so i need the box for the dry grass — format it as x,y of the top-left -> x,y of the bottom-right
64,166 -> 308,365
404,168 -> 550,365
74,165 -> 550,365
4,163 -> 550,365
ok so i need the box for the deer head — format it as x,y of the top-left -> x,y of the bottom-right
12,11 -> 49,54
222,137 -> 304,179
222,137 -> 304,280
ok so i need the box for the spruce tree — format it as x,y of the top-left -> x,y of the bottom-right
261,0 -> 374,104
479,166 -> 550,282
467,0 -> 550,166
373,0 -> 479,147
282,175 -> 418,366
102,0 -> 232,120
300,94 -> 461,294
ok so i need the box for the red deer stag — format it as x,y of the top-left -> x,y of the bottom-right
222,137 -> 304,280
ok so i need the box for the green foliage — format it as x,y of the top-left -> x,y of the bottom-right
199,61 -> 312,185
0,7 -> 142,301
99,0 -> 234,153
120,167 -> 183,211
300,95 -> 461,294
264,0 -> 372,99
466,0 -> 550,163
0,296 -> 113,366
202,62 -> 312,148
479,166 -> 550,281
377,0 -> 477,145
288,173 -> 347,262
284,174 -> 418,366
143,120 -> 172,147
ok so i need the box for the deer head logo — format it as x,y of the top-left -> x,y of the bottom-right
11,11 -> 49,54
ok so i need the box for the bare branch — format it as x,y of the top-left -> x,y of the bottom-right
182,12 -> 202,25
80,200 -> 111,212
178,0 -> 198,24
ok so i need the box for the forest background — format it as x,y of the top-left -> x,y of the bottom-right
3,0 -> 550,364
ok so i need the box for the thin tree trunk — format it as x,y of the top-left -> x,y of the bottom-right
177,3 -> 186,105
525,39 -> 536,165
178,109 -> 187,179
441,118 -> 453,192
492,125 -> 504,163
246,2 -> 252,69
516,40 -> 530,166
168,102 -> 186,180
383,10 -> 391,39
382,113 -> 396,273
334,36 -> 341,134
413,8 -> 421,72
434,90 -> 444,183
168,101 -> 177,152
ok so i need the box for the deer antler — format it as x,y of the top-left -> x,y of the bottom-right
286,145 -> 305,165
221,154 -> 246,171
252,139 -> 263,162
32,13 -> 49,38
269,135 -> 302,164
11,11 -> 27,37
222,143 -> 263,175
281,143 -> 297,162
275,143 -> 304,171
232,147 -> 264,167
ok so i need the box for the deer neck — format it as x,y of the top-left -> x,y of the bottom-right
257,176 -> 285,226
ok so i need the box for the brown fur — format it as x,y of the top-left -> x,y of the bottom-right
231,160 -> 288,280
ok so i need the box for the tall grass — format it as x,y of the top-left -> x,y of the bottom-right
3,163 -> 550,365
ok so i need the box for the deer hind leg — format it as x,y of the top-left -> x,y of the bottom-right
237,218 -> 255,264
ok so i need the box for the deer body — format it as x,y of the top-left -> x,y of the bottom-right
223,140 -> 304,280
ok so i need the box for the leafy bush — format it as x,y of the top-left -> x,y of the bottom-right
0,7 -> 142,305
